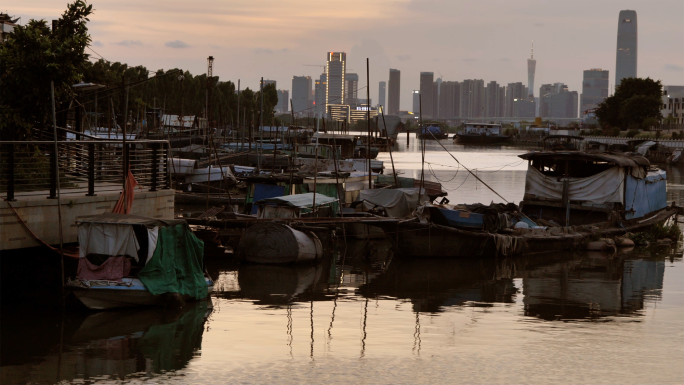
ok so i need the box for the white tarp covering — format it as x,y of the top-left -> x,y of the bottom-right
356,188 -> 429,218
146,227 -> 159,263
78,223 -> 141,262
636,141 -> 656,156
525,166 -> 625,204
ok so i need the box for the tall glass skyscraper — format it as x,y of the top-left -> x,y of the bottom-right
615,10 -> 637,87
388,69 -> 401,115
325,52 -> 346,105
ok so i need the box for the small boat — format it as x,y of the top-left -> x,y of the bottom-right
66,213 -> 214,310
369,151 -> 678,258
454,122 -> 510,144
416,125 -> 449,140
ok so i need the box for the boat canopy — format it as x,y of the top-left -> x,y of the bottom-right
420,125 -> 443,135
76,213 -> 207,300
255,193 -> 337,208
519,151 -> 649,169
353,188 -> 429,218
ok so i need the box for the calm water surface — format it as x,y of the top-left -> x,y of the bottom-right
2,142 -> 684,384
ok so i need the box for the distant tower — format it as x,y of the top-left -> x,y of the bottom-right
378,81 -> 386,109
388,69 -> 401,114
326,52 -> 346,105
527,41 -> 536,100
615,10 -> 638,87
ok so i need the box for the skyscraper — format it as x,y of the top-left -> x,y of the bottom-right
485,81 -> 504,118
527,41 -> 536,100
412,90 -> 420,114
276,89 -> 289,113
314,73 -> 327,115
438,81 -> 460,119
580,69 -> 609,116
345,73 -> 359,106
292,76 -> 312,115
419,72 -> 435,117
505,82 -> 526,117
326,52 -> 346,105
378,81 -> 386,109
388,69 -> 401,114
459,79 -> 485,118
615,10 -> 637,87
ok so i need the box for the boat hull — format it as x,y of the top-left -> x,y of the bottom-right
370,208 -> 677,258
67,278 -> 215,310
417,133 -> 449,140
454,134 -> 511,144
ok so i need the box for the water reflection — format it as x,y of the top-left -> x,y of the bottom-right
1,301 -> 211,384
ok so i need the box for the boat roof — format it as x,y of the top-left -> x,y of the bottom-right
255,193 -> 337,208
77,213 -> 186,227
313,134 -> 356,140
464,123 -> 501,127
518,151 -> 650,167
543,135 -> 584,140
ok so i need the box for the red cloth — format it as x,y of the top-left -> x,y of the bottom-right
76,256 -> 132,281
112,169 -> 141,214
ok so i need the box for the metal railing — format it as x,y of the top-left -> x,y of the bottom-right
1,140 -> 170,200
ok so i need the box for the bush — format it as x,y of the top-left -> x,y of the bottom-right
626,129 -> 639,138
626,222 -> 682,244
672,132 -> 679,140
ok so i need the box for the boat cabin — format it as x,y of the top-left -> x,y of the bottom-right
518,151 -> 667,226
311,134 -> 357,158
462,123 -> 503,136
254,193 -> 338,219
542,135 -> 583,151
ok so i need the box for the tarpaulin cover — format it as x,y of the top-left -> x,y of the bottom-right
355,188 -> 428,218
251,183 -> 286,214
525,165 -> 625,204
256,192 -> 337,208
420,126 -> 443,135
76,256 -> 131,281
138,224 -> 207,300
78,223 -> 141,261
624,169 -> 667,220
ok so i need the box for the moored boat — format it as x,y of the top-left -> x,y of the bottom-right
369,150 -> 678,258
417,125 -> 449,140
66,213 -> 213,310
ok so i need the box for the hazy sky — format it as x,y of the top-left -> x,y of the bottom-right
12,0 -> 684,111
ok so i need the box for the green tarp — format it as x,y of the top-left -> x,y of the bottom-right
138,224 -> 207,300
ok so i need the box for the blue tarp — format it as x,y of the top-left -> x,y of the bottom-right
420,126 -> 443,135
624,170 -> 667,220
251,184 -> 286,214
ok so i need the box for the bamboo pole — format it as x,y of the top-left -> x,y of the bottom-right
50,81 -> 65,300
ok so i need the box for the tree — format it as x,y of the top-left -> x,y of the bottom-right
619,95 -> 663,130
594,77 -> 663,129
0,0 -> 93,140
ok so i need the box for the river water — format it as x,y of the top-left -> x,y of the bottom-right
2,138 -> 684,384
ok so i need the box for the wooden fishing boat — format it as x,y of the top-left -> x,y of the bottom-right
66,213 -> 214,310
416,125 -> 449,140
368,151 -> 678,258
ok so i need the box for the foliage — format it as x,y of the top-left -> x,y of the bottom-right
0,0 -> 93,140
626,129 -> 639,138
594,77 -> 663,130
603,127 -> 620,137
626,222 -> 682,244
642,116 -> 660,130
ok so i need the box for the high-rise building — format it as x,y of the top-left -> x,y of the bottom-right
412,90 -> 420,114
580,69 -> 609,117
292,76 -> 312,115
345,73 -> 359,106
615,10 -> 637,87
438,81 -> 460,119
388,69 -> 401,115
276,90 -> 289,113
326,52 -> 346,105
378,81 -> 386,109
459,79 -> 485,118
527,42 -> 536,100
539,83 -> 578,118
485,81 -> 504,118
505,82 -> 526,117
261,79 -> 276,88
419,72 -> 435,118
314,73 -> 327,115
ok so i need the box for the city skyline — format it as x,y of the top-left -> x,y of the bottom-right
12,1 -> 683,111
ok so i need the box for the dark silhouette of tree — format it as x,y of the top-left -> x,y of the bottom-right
595,77 -> 663,130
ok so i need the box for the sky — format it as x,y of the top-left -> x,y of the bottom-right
10,0 -> 684,111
